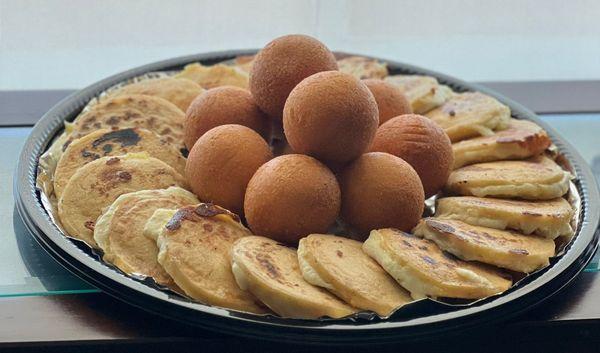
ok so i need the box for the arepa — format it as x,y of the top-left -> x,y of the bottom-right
452,119 -> 551,169
413,218 -> 555,273
109,77 -> 205,111
384,75 -> 453,114
57,153 -> 186,247
445,155 -> 571,200
67,94 -> 185,150
337,56 -> 388,80
144,204 -> 267,314
435,196 -> 574,239
175,63 -> 249,89
231,236 -> 356,319
426,92 -> 510,142
363,228 -> 512,299
298,234 -> 411,316
94,187 -> 198,286
54,128 -> 186,198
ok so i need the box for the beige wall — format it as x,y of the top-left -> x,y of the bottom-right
1,0 -> 599,89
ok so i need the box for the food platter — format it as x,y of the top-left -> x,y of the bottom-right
14,49 -> 600,344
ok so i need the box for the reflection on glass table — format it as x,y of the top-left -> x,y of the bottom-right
1,128 -> 95,297
2,113 -> 599,298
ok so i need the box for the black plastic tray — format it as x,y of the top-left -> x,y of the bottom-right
14,50 -> 600,344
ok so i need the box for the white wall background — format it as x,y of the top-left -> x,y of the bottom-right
1,0 -> 599,90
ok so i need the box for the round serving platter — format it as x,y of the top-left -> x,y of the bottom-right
14,50 -> 600,344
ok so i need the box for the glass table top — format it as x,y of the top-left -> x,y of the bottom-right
2,114 -> 599,298
1,128 -> 96,297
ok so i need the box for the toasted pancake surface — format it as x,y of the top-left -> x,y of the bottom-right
363,228 -> 512,299
426,92 -> 510,142
337,56 -> 388,79
94,187 -> 198,286
54,128 -> 186,198
452,119 -> 551,168
413,218 -> 555,273
110,77 -> 205,111
298,234 -> 411,316
435,196 -> 574,239
175,63 -> 249,89
57,153 -> 186,247
67,94 -> 185,149
231,236 -> 356,319
146,203 -> 266,313
446,155 -> 571,200
385,75 -> 453,114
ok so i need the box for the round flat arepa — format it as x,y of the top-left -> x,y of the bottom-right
298,234 -> 411,316
57,153 -> 187,247
385,75 -> 453,114
66,94 -> 185,150
425,92 -> 511,142
231,236 -> 356,319
174,63 -> 249,89
337,56 -> 388,80
94,187 -> 198,286
435,196 -> 574,239
445,155 -> 571,200
413,218 -> 555,273
144,204 -> 266,314
452,119 -> 551,169
363,228 -> 512,299
109,77 -> 205,112
54,128 -> 186,198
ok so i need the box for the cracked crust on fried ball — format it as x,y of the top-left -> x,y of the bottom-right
370,114 -> 453,198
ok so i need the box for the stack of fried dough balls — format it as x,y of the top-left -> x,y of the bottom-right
186,34 -> 444,244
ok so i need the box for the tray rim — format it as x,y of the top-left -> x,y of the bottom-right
13,49 -> 600,344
